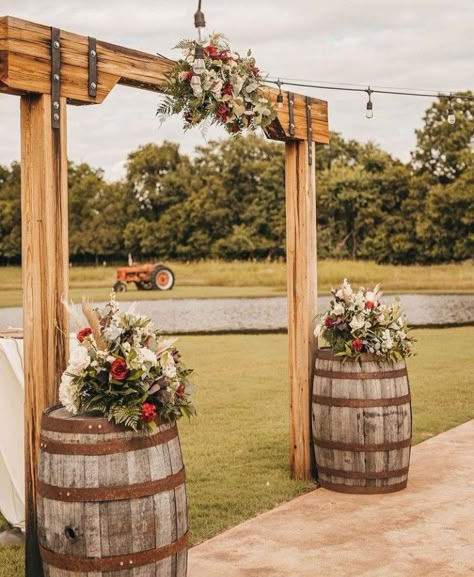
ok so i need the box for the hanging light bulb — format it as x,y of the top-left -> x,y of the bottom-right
194,0 -> 206,32
276,79 -> 284,109
193,44 -> 206,75
447,95 -> 456,125
192,1 -> 206,76
366,87 -> 373,119
190,73 -> 203,97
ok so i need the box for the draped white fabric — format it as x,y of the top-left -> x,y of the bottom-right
0,335 -> 77,530
0,338 -> 25,529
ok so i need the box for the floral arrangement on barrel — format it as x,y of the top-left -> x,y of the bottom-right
315,279 -> 415,362
158,33 -> 276,135
59,297 -> 195,431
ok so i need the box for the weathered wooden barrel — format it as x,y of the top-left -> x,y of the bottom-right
312,349 -> 412,494
37,406 -> 188,576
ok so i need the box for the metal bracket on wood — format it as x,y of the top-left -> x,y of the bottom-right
88,37 -> 98,98
288,92 -> 295,138
305,96 -> 313,165
51,27 -> 61,129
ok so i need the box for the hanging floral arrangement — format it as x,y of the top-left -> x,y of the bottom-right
158,33 -> 276,135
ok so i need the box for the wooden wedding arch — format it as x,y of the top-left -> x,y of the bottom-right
0,15 -> 329,575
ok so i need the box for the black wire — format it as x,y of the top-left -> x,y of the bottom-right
265,79 -> 474,101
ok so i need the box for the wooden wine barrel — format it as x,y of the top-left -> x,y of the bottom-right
37,406 -> 188,577
312,349 -> 412,494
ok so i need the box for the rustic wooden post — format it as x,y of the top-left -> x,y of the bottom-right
21,93 -> 69,576
285,139 -> 317,480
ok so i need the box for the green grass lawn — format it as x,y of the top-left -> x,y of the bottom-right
0,259 -> 472,307
1,327 -> 473,576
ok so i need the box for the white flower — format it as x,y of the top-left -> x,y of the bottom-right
365,291 -> 376,302
336,279 -> 353,303
332,303 -> 345,316
161,351 -> 177,378
68,346 -> 91,375
139,347 -> 157,365
314,324 -> 323,338
349,315 -> 365,331
354,292 -> 365,308
59,374 -> 78,415
104,325 -> 122,342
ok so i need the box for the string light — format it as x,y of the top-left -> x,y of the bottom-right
189,0 -> 206,97
276,79 -> 284,109
447,94 -> 456,125
365,87 -> 373,119
266,78 -> 473,124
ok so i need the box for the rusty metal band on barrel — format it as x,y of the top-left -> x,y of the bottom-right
312,393 -> 411,408
39,425 -> 177,455
314,437 -> 411,451
318,480 -> 408,494
317,465 -> 410,479
41,411 -> 170,434
37,467 -> 186,502
39,531 -> 188,571
314,368 -> 408,380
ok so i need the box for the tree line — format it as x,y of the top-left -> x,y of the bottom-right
0,93 -> 472,265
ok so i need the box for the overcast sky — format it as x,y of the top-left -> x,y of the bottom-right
0,0 -> 472,180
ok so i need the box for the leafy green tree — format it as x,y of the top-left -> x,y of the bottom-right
69,163 -> 132,263
0,162 -> 21,263
411,92 -> 474,184
416,165 -> 474,262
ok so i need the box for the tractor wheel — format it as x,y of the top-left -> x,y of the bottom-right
151,266 -> 175,291
113,281 -> 128,293
136,281 -> 153,291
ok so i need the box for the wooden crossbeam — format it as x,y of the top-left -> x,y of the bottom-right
0,15 -> 328,143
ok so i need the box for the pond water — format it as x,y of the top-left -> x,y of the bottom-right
1,294 -> 474,334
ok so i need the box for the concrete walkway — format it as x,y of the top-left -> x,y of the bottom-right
189,420 -> 474,577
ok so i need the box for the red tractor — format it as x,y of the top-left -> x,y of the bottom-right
113,263 -> 175,293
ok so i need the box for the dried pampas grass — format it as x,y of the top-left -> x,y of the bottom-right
81,297 -> 107,350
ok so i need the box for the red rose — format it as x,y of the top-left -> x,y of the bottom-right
215,50 -> 229,61
324,317 -> 334,328
141,402 -> 157,423
77,327 -> 92,343
204,45 -> 218,57
352,338 -> 363,352
216,103 -> 229,122
186,70 -> 193,81
222,83 -> 233,96
365,301 -> 375,309
110,358 -> 128,381
176,384 -> 185,399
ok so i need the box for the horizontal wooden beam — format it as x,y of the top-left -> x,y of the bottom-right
0,15 -> 328,142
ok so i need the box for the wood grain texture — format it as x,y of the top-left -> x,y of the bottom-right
37,409 -> 188,576
285,140 -> 317,480
0,16 -> 328,142
21,93 -> 69,577
312,350 -> 412,493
